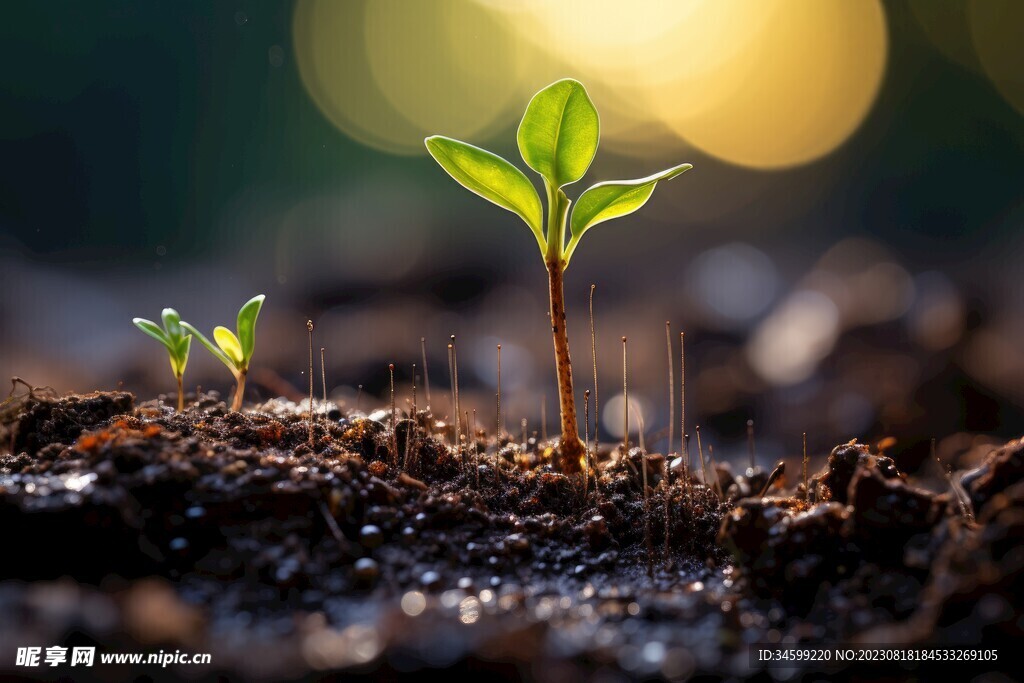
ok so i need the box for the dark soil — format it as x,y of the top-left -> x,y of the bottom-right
0,391 -> 1020,681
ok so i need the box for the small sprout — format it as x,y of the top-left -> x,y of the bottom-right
181,295 -> 265,412
133,308 -> 192,411
426,79 -> 690,471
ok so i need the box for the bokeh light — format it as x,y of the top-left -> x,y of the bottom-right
968,0 -> 1024,116
686,243 -> 779,328
907,271 -> 965,351
294,0 -> 534,154
296,0 -> 888,169
747,290 -> 840,386
602,393 -> 654,440
664,0 -> 888,169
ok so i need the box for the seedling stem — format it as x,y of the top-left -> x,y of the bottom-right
425,80 -> 690,474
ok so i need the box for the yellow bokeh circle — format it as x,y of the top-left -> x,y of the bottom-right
295,0 -> 888,168
294,0 -> 534,155
666,0 -> 888,169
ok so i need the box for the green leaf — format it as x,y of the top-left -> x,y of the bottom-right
175,335 -> 192,375
133,318 -> 169,346
236,294 -> 264,364
214,326 -> 244,367
517,79 -> 599,188
565,163 -> 692,265
169,335 -> 191,377
136,314 -> 190,378
161,308 -> 183,341
425,136 -> 544,253
181,322 -> 235,372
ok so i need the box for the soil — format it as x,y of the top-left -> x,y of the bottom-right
0,390 -> 1020,681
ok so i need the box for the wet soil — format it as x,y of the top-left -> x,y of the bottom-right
0,391 -> 1020,681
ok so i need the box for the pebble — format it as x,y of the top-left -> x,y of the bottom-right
353,558 -> 379,585
359,525 -> 383,548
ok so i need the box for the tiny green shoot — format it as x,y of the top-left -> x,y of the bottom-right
425,78 -> 691,470
181,295 -> 265,412
133,308 -> 192,412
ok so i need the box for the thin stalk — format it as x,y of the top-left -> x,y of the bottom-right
176,375 -> 184,412
663,480 -> 671,567
406,364 -> 418,472
622,336 -> 629,453
639,398 -> 653,578
666,321 -> 674,455
802,432 -> 809,502
696,425 -> 709,490
320,347 -> 327,422
389,363 -> 397,467
452,335 -> 462,460
472,408 -> 479,488
306,320 -> 314,447
590,284 -> 599,457
420,337 -> 431,411
447,343 -> 456,446
747,419 -> 755,473
680,332 -> 686,471
638,405 -> 646,454
584,389 -> 591,501
411,364 -> 418,418
496,344 -> 502,438
541,395 -> 547,442
708,443 -> 723,498
683,433 -> 692,506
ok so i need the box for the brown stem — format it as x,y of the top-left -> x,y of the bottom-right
176,375 -> 184,412
547,258 -> 584,472
231,371 -> 246,412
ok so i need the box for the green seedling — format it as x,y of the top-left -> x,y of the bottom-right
133,308 -> 192,411
425,78 -> 691,470
181,295 -> 265,412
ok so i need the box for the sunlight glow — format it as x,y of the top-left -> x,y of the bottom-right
295,0 -> 889,168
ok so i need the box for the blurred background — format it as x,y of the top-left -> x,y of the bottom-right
2,0 -> 1023,473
